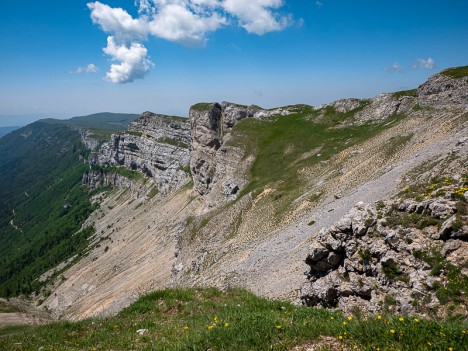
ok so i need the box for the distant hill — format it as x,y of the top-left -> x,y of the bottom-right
0,126 -> 21,138
42,112 -> 140,131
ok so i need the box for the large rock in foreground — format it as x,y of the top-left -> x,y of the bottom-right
301,177 -> 468,315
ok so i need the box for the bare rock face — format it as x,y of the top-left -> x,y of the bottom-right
189,103 -> 223,196
417,70 -> 468,109
89,113 -> 191,194
301,178 -> 468,315
329,98 -> 363,113
189,102 -> 277,205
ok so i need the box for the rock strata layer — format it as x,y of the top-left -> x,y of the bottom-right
87,113 -> 191,194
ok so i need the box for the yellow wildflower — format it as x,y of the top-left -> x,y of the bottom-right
347,316 -> 353,321
214,316 -> 219,323
414,318 -> 419,323
428,342 -> 432,346
224,322 -> 229,327
377,315 -> 382,320
354,346 -> 358,350
343,321 -> 348,325
183,326 -> 189,331
208,325 -> 214,330
449,348 -> 453,351
390,329 -> 395,334
330,316 -> 334,320
399,317 -> 404,322
338,336 -> 343,340
276,325 -> 282,330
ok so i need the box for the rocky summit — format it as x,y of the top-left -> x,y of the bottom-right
21,66 -> 466,320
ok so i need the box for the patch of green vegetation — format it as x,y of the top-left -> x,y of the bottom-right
384,134 -> 413,157
383,209 -> 441,230
400,176 -> 461,201
90,165 -> 144,181
85,128 -> 115,142
147,186 -> 159,199
0,300 -> 22,313
150,114 -> 189,123
157,137 -> 189,149
1,287 -> 466,351
0,122 -> 97,297
441,65 -> 468,79
392,89 -> 417,99
307,220 -> 316,226
227,106 -> 407,219
182,164 -> 192,176
0,325 -> 32,337
320,100 -> 370,124
358,247 -> 372,262
191,102 -> 216,112
382,261 -> 410,283
413,249 -> 468,305
126,130 -> 143,137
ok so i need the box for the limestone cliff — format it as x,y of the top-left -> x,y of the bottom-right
189,101 -> 295,207
85,112 -> 191,194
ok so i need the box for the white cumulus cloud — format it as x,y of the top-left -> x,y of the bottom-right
414,57 -> 436,70
103,37 -> 154,84
71,63 -> 99,74
87,0 -> 291,83
222,0 -> 290,35
88,2 -> 148,43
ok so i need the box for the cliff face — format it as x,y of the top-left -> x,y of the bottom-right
189,101 -> 295,207
87,112 -> 191,194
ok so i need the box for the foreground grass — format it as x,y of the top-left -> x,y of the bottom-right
1,288 -> 466,351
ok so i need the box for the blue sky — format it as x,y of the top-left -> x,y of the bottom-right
0,0 -> 467,124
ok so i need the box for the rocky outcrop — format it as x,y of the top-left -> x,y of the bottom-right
189,103 -> 223,196
417,69 -> 468,109
89,113 -> 191,194
82,171 -> 147,197
301,178 -> 468,315
188,101 -> 293,205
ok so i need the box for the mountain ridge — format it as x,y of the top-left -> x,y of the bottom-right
0,66 -> 466,322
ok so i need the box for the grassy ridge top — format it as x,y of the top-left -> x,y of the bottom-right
1,288 -> 466,350
441,65 -> 468,79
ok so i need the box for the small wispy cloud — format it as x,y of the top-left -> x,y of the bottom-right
71,63 -> 99,74
316,1 -> 324,8
413,57 -> 436,70
385,62 -> 403,73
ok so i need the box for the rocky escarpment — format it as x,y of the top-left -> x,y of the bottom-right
417,68 -> 468,108
301,173 -> 468,316
189,101 -> 293,206
85,112 -> 191,194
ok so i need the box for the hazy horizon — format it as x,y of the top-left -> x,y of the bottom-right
1,1 -> 467,119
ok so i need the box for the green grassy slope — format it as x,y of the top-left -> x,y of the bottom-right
227,104 -> 404,215
0,122 -> 96,296
1,288 -> 465,350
